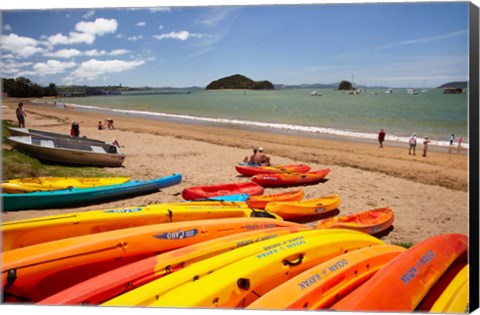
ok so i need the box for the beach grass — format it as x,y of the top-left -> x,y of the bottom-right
392,241 -> 415,249
2,119 -> 125,180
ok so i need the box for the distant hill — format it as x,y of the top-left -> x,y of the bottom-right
275,83 -> 338,89
437,81 -> 468,89
206,74 -> 274,90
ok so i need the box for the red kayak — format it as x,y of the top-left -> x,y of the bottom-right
182,182 -> 264,201
251,168 -> 330,187
235,164 -> 311,177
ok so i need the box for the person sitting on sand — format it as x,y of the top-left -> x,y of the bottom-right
106,118 -> 115,130
243,148 -> 258,164
98,121 -> 105,130
252,147 -> 271,166
109,138 -> 121,147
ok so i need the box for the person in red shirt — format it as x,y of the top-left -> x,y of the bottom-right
378,129 -> 386,148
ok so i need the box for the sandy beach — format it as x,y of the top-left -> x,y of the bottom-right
1,98 -> 469,245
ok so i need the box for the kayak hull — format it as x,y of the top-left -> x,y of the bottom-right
2,174 -> 182,211
182,182 -> 264,201
251,169 -> 330,187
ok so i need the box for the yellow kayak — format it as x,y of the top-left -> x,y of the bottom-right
265,194 -> 341,219
147,229 -> 383,308
430,264 -> 469,313
1,202 -> 281,251
1,177 -> 131,193
102,229 -> 380,307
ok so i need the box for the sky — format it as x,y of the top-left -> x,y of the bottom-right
0,1 -> 472,88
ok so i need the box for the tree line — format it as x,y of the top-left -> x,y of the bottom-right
2,77 -> 58,98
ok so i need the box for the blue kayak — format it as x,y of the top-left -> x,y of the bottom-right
2,174 -> 182,211
196,193 -> 249,202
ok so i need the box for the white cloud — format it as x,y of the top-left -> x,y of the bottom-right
375,30 -> 468,50
45,33 -> 68,46
75,18 -> 118,36
127,35 -> 144,41
67,32 -> 96,44
136,21 -> 146,27
153,31 -> 210,41
2,53 -> 15,59
33,60 -> 76,76
45,32 -> 95,46
1,33 -> 43,58
196,7 -> 237,27
109,49 -> 130,56
0,60 -> 33,76
83,10 -> 95,19
84,49 -> 107,56
3,24 -> 12,31
71,58 -> 145,80
149,7 -> 171,12
44,48 -> 82,58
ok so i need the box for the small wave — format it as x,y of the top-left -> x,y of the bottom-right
62,102 -> 469,149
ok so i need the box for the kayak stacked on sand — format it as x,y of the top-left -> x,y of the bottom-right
1,163 -> 469,311
0,195 -> 469,311
1,176 -> 131,193
2,174 -> 183,211
235,163 -> 331,188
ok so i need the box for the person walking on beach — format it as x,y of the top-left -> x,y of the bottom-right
408,133 -> 417,155
16,102 -> 27,128
422,136 -> 431,157
70,121 -> 80,137
457,135 -> 464,153
448,133 -> 455,153
378,129 -> 386,148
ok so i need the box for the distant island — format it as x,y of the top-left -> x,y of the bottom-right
437,81 -> 468,89
205,74 -> 274,90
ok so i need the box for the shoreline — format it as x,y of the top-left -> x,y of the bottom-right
0,97 -> 469,245
2,97 -> 469,191
35,97 -> 469,153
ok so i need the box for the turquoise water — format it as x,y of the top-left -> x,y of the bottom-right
58,88 -> 468,147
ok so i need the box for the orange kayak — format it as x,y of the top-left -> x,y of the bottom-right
37,226 -> 308,305
416,254 -> 468,311
251,169 -> 330,187
2,217 -> 299,302
235,164 -> 311,176
317,207 -> 394,235
265,194 -> 340,219
331,233 -> 468,312
247,244 -> 406,310
246,189 -> 304,209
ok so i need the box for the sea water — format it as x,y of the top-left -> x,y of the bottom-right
54,88 -> 469,148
